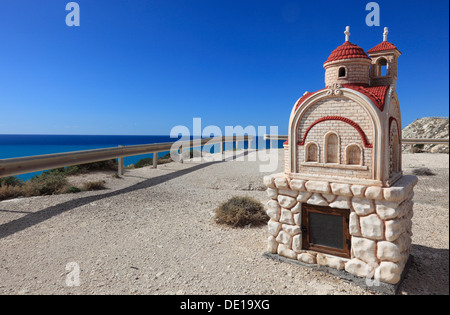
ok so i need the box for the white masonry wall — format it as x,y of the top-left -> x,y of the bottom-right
263,174 -> 418,285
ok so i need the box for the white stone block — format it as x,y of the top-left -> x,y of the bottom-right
278,189 -> 298,198
268,220 -> 281,236
375,262 -> 403,284
329,196 -> 351,209
298,253 -> 316,265
345,259 -> 374,278
291,202 -> 301,214
365,186 -> 383,200
290,179 -> 306,192
395,233 -> 411,253
352,197 -> 375,215
360,214 -> 384,240
349,212 -> 361,236
293,213 -> 301,226
282,224 -> 301,236
263,175 -> 275,188
322,193 -> 336,203
278,195 -> 297,209
377,241 -> 402,263
385,218 -> 406,242
376,200 -> 401,220
305,181 -> 330,194
351,185 -> 366,198
276,230 -> 291,246
280,209 -> 294,225
277,244 -> 297,260
267,235 -> 278,254
383,187 -> 407,203
266,199 -> 281,219
317,254 -> 346,270
292,235 -> 302,253
297,191 -> 312,203
331,183 -> 353,196
266,188 -> 278,199
275,177 -> 289,189
352,236 -> 377,264
307,193 -> 328,206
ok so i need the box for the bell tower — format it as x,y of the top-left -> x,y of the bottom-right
368,27 -> 402,88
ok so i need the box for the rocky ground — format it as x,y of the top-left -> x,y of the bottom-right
0,150 -> 448,295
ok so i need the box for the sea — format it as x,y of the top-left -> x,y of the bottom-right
0,134 -> 284,181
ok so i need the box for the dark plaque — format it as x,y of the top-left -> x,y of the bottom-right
302,204 -> 351,258
308,212 -> 344,249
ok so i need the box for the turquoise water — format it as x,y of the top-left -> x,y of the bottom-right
0,135 -> 283,181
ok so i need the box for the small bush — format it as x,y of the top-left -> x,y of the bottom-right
0,184 -> 23,201
158,153 -> 173,165
134,158 -> 153,169
82,180 -> 106,191
0,161 -> 117,201
66,186 -> 82,194
79,160 -> 117,172
0,176 -> 23,187
214,196 -> 269,228
25,173 -> 69,196
134,155 -> 173,168
413,167 -> 436,176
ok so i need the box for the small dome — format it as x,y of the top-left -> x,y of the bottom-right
324,41 -> 371,65
367,41 -> 401,54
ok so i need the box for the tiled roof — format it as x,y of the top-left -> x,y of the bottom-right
294,84 -> 390,112
324,41 -> 371,65
294,90 -> 322,112
367,41 -> 400,54
342,84 -> 390,111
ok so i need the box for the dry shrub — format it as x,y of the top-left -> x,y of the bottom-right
214,196 -> 269,228
82,180 -> 106,191
413,167 -> 436,176
24,173 -> 69,196
0,184 -> 23,201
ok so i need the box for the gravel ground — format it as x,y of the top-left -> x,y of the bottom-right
0,150 -> 448,295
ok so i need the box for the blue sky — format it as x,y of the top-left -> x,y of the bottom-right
0,0 -> 448,135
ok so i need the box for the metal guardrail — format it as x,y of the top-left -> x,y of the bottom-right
0,136 -> 252,178
264,135 -> 288,141
263,134 -> 449,153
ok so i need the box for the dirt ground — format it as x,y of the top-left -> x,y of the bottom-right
0,150 -> 448,295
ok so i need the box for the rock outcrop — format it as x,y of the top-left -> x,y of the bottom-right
402,117 -> 449,153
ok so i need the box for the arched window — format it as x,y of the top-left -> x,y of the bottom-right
325,132 -> 339,164
338,67 -> 346,78
377,58 -> 388,76
390,127 -> 400,175
346,144 -> 362,165
306,142 -> 319,162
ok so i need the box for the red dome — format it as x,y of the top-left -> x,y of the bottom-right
367,41 -> 400,54
324,41 -> 371,65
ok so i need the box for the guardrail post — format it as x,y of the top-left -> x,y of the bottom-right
118,145 -> 124,176
179,149 -> 184,164
153,152 -> 158,169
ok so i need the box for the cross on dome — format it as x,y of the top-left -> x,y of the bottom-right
383,27 -> 389,42
344,26 -> 351,42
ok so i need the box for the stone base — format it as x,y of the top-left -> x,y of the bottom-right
264,174 -> 418,285
263,252 -> 413,295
